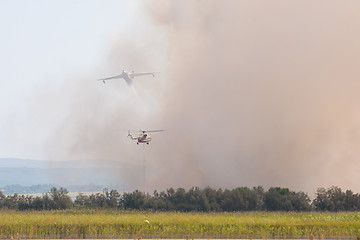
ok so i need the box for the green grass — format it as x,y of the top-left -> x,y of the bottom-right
1,210 -> 360,239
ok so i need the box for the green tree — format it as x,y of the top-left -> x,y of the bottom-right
313,186 -> 347,211
75,192 -> 90,206
105,189 -> 120,208
185,187 -> 209,211
313,187 -> 332,211
203,187 -> 221,211
149,190 -> 167,210
89,193 -> 107,207
3,194 -> 19,209
173,188 -> 187,210
265,187 -> 293,211
327,186 -> 345,211
17,195 -> 32,210
290,191 -> 311,211
0,190 -> 5,207
250,186 -> 265,210
344,190 -> 360,211
32,196 -> 45,210
49,187 -> 73,209
121,190 -> 147,209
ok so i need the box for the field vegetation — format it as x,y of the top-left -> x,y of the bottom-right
1,210 -> 360,239
0,186 -> 360,239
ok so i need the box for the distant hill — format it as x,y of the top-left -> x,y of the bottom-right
0,158 -> 46,168
0,158 -> 118,168
0,183 -> 121,195
0,158 -> 124,189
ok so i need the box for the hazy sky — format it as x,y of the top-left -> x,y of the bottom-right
0,0 -> 163,159
2,0 -> 360,195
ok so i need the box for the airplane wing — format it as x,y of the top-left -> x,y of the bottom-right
98,74 -> 124,82
130,72 -> 159,78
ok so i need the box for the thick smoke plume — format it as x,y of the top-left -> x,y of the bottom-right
48,1 -> 360,194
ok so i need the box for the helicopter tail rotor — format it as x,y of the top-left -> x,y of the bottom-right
127,130 -> 134,139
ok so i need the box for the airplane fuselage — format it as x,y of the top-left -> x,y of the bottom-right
121,70 -> 134,86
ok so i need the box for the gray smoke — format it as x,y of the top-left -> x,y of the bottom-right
47,0 -> 360,195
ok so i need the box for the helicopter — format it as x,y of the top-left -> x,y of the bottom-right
127,130 -> 164,145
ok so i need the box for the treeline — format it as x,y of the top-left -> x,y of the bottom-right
0,186 -> 359,211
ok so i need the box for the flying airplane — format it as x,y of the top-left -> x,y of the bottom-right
127,130 -> 164,145
98,70 -> 159,85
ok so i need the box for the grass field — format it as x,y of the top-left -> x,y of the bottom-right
1,210 -> 360,239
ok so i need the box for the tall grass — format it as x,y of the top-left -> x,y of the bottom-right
1,210 -> 360,239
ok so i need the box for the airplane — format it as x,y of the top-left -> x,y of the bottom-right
127,130 -> 164,145
98,70 -> 159,85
